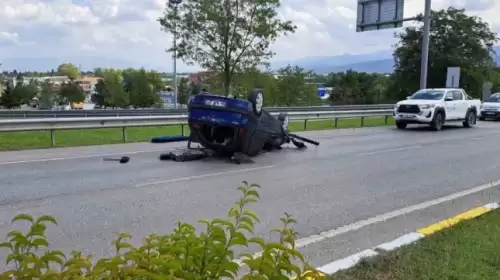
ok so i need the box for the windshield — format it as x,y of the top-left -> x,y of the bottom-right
485,94 -> 500,103
409,90 -> 445,100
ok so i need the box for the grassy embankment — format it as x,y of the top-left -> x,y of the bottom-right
0,116 -> 395,151
331,209 -> 500,280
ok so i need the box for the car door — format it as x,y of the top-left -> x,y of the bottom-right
452,90 -> 467,119
444,91 -> 457,119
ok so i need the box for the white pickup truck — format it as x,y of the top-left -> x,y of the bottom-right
393,88 -> 481,131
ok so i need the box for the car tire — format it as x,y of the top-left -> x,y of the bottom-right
248,89 -> 264,117
431,112 -> 444,131
396,121 -> 407,129
463,110 -> 476,128
278,112 -> 289,132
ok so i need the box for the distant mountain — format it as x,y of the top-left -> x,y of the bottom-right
278,46 -> 500,74
2,46 -> 499,74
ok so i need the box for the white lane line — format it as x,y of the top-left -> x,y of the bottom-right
294,179 -> 500,249
135,165 -> 276,187
0,148 -> 179,165
356,145 -> 421,156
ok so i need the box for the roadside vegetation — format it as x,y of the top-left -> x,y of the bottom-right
0,182 -> 325,279
0,116 -> 394,151
330,209 -> 500,280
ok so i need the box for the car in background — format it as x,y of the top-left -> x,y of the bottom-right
479,92 -> 500,121
393,88 -> 481,131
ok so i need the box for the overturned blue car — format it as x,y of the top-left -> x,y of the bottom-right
160,89 -> 319,163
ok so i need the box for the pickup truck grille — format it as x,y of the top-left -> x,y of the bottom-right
397,104 -> 420,114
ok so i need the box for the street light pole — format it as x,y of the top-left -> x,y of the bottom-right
170,0 -> 182,108
420,0 -> 432,89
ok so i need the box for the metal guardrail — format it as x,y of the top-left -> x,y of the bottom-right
0,109 -> 394,146
0,104 -> 395,118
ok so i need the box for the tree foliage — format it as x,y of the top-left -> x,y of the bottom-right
0,82 -> 21,109
37,80 -> 56,109
393,7 -> 499,97
0,182 -> 325,279
57,63 -> 80,80
159,0 -> 296,96
59,81 -> 85,103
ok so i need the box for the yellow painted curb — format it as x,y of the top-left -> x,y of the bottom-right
291,270 -> 327,279
417,206 -> 492,236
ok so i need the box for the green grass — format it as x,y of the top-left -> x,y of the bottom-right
0,116 -> 394,151
331,209 -> 500,280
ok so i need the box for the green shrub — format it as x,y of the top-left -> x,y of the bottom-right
0,181 -> 326,279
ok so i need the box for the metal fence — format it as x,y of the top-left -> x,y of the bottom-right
0,109 -> 394,146
0,104 -> 395,119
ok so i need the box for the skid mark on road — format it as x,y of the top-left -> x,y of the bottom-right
135,165 -> 275,187
356,145 -> 421,156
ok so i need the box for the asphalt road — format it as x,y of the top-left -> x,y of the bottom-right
2,122 -> 500,269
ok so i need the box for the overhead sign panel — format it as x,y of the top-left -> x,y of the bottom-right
356,0 -> 405,32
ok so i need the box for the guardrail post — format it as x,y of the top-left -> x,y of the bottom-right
122,127 -> 127,143
304,119 -> 308,130
361,116 -> 365,127
385,115 -> 388,124
50,130 -> 55,146
334,118 -> 338,128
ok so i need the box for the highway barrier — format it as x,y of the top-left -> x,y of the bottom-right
0,109 -> 394,146
0,104 -> 395,118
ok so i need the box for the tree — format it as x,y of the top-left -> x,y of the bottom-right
59,81 -> 85,104
0,82 -> 22,109
275,65 -> 318,106
177,77 -> 190,104
37,80 -> 56,109
57,63 -> 80,80
393,7 -> 499,97
158,0 -> 296,96
102,69 -> 129,108
124,68 -> 162,108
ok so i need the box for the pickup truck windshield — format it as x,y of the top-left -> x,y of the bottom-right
409,90 -> 445,100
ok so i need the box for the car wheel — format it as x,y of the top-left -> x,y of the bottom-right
248,89 -> 264,117
396,121 -> 407,129
463,110 -> 476,128
431,112 -> 444,131
278,112 -> 289,131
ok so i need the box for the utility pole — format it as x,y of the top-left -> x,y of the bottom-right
420,0 -> 432,89
170,0 -> 182,108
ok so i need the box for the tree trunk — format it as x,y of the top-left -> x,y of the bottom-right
223,62 -> 231,96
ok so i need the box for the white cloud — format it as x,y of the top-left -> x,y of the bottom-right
0,0 -> 499,71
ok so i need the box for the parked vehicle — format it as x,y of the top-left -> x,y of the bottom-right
479,92 -> 500,121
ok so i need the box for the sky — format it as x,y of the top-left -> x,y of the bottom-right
0,0 -> 499,72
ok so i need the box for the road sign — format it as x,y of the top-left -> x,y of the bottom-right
445,67 -> 460,88
356,0 -> 405,32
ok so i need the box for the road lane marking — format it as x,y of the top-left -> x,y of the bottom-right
0,148 -> 179,165
135,165 -> 276,187
356,145 -> 421,156
293,179 -> 500,249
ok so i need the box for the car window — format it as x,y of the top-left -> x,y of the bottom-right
445,92 -> 453,100
452,91 -> 463,100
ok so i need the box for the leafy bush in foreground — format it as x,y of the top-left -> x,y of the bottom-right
0,181 -> 326,279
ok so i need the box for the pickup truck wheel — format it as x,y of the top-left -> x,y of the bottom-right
463,110 -> 476,128
396,121 -> 407,129
431,112 -> 444,131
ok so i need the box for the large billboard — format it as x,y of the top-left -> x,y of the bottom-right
356,0 -> 405,32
